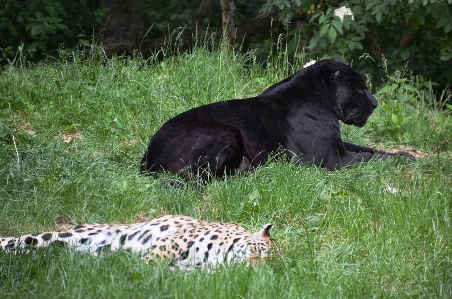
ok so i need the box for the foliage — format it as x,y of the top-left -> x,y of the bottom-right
138,0 -> 201,39
364,57 -> 452,150
261,0 -> 452,92
0,0 -> 107,67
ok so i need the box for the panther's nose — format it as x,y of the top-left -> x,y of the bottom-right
370,94 -> 378,109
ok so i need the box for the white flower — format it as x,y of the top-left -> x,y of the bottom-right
303,60 -> 317,68
385,184 -> 399,194
334,7 -> 354,22
114,118 -> 118,123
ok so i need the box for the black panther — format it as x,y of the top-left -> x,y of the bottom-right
141,58 -> 414,179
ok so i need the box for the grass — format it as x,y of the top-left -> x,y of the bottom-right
0,44 -> 451,298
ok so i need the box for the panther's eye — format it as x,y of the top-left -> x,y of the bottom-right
331,71 -> 340,79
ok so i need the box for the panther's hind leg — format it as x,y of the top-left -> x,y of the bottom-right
182,123 -> 246,179
143,122 -> 246,180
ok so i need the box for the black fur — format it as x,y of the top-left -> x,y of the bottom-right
141,58 -> 414,179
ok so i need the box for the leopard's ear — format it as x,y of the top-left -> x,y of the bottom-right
334,57 -> 346,64
254,224 -> 273,240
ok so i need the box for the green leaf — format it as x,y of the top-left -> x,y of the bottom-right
401,50 -> 410,61
54,23 -> 68,30
436,18 -> 449,29
444,23 -> 452,34
42,17 -> 62,23
25,23 -> 35,30
391,114 -> 399,125
371,4 -> 381,15
348,42 -> 355,51
37,41 -> 46,52
376,11 -> 382,23
31,25 -> 44,36
439,49 -> 452,61
44,24 -> 57,34
309,35 -> 319,49
34,11 -> 43,21
260,4 -> 270,13
397,93 -> 408,103
28,41 -> 39,49
8,24 -> 17,36
331,20 -> 343,34
343,20 -> 350,30
320,24 -> 329,37
358,25 -> 369,32
328,27 -> 337,43
319,36 -> 327,48
402,85 -> 420,94
310,13 -> 320,22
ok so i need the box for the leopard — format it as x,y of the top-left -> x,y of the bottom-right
0,215 -> 273,270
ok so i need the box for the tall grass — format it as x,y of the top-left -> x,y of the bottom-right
0,43 -> 451,298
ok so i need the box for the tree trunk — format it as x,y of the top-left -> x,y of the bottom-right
220,0 -> 236,44
98,0 -> 144,55
365,32 -> 385,58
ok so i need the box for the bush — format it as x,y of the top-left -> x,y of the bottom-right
261,0 -> 452,93
0,0 -> 107,67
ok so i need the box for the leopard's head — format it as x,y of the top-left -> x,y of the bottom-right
253,223 -> 273,257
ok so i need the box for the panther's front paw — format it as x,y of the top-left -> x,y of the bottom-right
396,151 -> 416,161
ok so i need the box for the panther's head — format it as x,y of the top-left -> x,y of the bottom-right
305,58 -> 378,127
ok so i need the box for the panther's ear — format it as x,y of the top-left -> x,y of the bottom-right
334,57 -> 345,64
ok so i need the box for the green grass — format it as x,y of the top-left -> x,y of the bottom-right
1,45 -> 451,298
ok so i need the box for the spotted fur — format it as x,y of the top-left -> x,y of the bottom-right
1,215 -> 272,270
